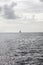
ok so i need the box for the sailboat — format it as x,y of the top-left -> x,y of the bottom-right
19,30 -> 22,33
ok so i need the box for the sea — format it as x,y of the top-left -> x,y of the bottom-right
0,32 -> 43,65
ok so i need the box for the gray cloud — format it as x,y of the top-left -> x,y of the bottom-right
0,6 -> 2,12
21,0 -> 43,13
3,2 -> 17,20
40,0 -> 43,2
11,2 -> 17,8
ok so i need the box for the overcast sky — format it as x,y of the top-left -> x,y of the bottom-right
0,0 -> 43,32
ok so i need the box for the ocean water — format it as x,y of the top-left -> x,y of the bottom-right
0,33 -> 43,65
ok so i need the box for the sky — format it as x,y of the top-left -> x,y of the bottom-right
0,0 -> 43,32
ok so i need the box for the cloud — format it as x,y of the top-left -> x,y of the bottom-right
0,7 -> 2,11
3,2 -> 17,20
0,6 -> 2,13
17,0 -> 43,13
40,0 -> 43,2
0,0 -> 43,22
11,2 -> 17,8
